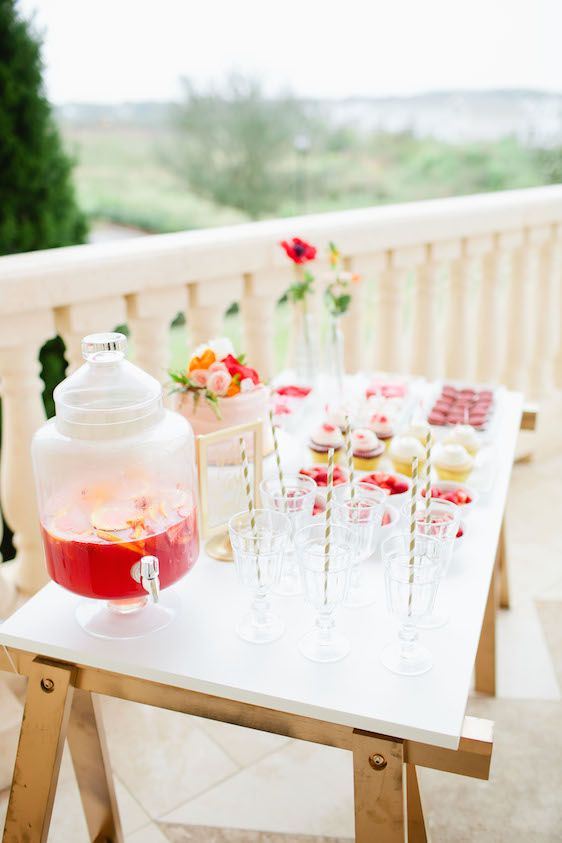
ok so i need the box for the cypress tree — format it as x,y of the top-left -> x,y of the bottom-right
0,0 -> 87,252
0,1 -> 87,560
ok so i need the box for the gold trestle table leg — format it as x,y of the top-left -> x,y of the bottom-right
497,519 -> 510,610
352,729 -> 405,842
67,689 -> 124,843
3,657 -> 76,843
474,565 -> 497,696
406,763 -> 429,843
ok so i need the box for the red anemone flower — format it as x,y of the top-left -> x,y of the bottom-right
280,237 -> 317,264
222,354 -> 260,385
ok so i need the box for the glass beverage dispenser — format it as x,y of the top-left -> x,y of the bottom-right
32,333 -> 199,638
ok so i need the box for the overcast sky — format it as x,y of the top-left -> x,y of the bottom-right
18,0 -> 561,103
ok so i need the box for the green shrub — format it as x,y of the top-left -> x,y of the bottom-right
0,0 -> 88,559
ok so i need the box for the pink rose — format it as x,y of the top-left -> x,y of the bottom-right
190,368 -> 208,388
208,361 -> 229,374
207,369 -> 232,396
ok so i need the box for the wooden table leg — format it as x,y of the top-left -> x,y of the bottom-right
3,658 -> 76,843
67,689 -> 124,843
474,566 -> 497,695
352,729 -> 404,842
497,520 -> 510,610
406,764 -> 428,842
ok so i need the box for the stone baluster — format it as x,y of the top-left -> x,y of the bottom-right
188,278 -> 242,349
502,229 -> 540,392
0,309 -> 55,594
55,296 -> 128,373
376,248 -> 423,373
341,256 -> 367,374
410,242 -> 456,379
552,228 -> 562,389
446,236 -> 493,381
241,270 -> 287,382
476,236 -> 505,384
529,225 -> 562,396
127,287 -> 187,384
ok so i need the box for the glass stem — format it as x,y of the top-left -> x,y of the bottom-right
251,588 -> 270,628
315,610 -> 335,644
350,561 -> 362,590
331,317 -> 344,393
398,622 -> 418,660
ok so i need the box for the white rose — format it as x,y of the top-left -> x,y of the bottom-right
209,337 -> 235,361
240,377 -> 254,393
192,343 -> 212,360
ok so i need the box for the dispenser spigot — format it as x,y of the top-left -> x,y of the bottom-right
131,555 -> 160,603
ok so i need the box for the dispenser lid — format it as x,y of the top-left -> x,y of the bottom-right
54,332 -> 163,432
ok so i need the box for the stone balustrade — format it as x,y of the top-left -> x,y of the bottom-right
1,185 -> 562,600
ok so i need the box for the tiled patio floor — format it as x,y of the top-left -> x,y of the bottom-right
1,396 -> 561,841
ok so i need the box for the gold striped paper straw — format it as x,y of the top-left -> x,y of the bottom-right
408,456 -> 419,614
269,409 -> 286,499
424,429 -> 432,525
323,447 -> 335,604
239,435 -> 261,584
343,414 -> 355,501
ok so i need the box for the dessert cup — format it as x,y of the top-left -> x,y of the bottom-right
332,482 -> 386,608
229,509 -> 291,644
381,534 -> 442,676
294,523 -> 355,662
260,474 -> 317,596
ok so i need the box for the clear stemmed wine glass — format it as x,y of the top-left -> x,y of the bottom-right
381,533 -> 442,675
400,498 -> 460,628
332,481 -> 386,607
294,522 -> 355,662
228,509 -> 291,644
260,474 -> 317,596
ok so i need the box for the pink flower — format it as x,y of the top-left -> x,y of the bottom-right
190,368 -> 208,388
208,361 -> 229,374
207,369 -> 232,396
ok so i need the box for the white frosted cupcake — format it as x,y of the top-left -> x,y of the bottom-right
389,435 -> 426,478
434,443 -> 474,482
406,421 -> 431,446
445,424 -> 481,457
309,423 -> 344,464
351,428 -> 385,470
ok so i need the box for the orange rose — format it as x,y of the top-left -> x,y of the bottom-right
188,349 -> 216,372
226,382 -> 241,397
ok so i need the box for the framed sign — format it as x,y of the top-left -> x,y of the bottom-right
196,418 -> 264,561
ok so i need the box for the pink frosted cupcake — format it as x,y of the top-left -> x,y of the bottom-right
309,423 -> 344,464
367,413 -> 394,451
351,428 -> 385,470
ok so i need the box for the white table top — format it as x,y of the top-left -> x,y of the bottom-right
0,386 -> 522,751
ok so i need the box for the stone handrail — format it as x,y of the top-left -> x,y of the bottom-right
1,185 -> 561,601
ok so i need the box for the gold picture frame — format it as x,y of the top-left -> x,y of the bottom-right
196,418 -> 264,561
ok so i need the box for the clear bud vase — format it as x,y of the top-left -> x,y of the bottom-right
325,313 -> 344,393
291,299 -> 317,385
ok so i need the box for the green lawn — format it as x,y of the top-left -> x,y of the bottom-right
61,124 -> 553,236
63,126 -> 248,232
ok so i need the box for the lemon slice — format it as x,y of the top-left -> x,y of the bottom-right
90,506 -> 135,532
